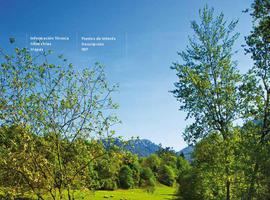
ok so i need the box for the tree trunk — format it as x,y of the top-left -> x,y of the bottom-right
67,186 -> 72,200
223,132 -> 231,200
226,179 -> 231,200
247,163 -> 259,200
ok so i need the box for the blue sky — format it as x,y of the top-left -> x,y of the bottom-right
0,0 -> 253,150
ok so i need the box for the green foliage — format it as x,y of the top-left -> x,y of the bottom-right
140,167 -> 156,188
93,149 -> 122,191
101,179 -> 118,191
176,156 -> 191,175
141,154 -> 161,175
240,0 -> 270,199
119,165 -> 135,189
157,147 -> 178,170
171,5 -> 241,143
177,168 -> 204,200
0,125 -> 47,198
129,161 -> 142,186
177,131 -> 245,199
157,165 -> 175,187
0,43 -> 119,200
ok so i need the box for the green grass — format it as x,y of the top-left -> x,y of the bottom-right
72,184 -> 177,200
1,184 -> 177,199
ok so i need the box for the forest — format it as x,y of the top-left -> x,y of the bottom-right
0,0 -> 270,199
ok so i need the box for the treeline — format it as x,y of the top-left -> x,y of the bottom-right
0,125 -> 189,199
172,1 -> 270,200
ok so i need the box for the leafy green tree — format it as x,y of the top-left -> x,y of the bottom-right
129,161 -> 141,187
171,6 -> 240,200
176,156 -> 190,175
157,147 -> 178,170
0,43 -> 118,199
241,0 -> 270,199
140,167 -> 156,192
177,168 -> 204,200
141,154 -> 161,176
157,165 -> 175,186
119,165 -> 134,189
237,121 -> 270,199
0,125 -> 49,199
177,130 -> 245,199
93,148 -> 122,191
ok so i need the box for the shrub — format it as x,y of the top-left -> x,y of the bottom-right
158,165 -> 175,186
177,168 -> 204,200
101,179 -> 118,191
141,154 -> 161,175
129,162 -> 141,186
119,165 -> 134,189
140,167 -> 156,187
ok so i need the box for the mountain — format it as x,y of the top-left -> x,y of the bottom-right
125,139 -> 161,157
103,138 -> 161,157
103,138 -> 194,159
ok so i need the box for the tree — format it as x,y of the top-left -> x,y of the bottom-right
177,167 -> 204,200
141,154 -> 161,176
87,141 -> 122,191
241,1 -> 270,199
157,165 -> 175,186
129,161 -> 141,187
0,125 -> 50,199
171,6 -> 241,200
0,43 -> 118,199
119,165 -> 134,189
176,156 -> 190,174
157,147 -> 178,170
140,167 -> 156,192
237,121 -> 270,199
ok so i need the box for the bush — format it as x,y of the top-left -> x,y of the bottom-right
129,162 -> 141,186
177,168 -> 204,200
101,179 -> 118,190
158,165 -> 175,186
119,165 -> 134,189
140,167 -> 156,187
141,154 -> 161,175
177,156 -> 191,174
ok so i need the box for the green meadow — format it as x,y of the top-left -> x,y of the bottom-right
51,185 -> 176,200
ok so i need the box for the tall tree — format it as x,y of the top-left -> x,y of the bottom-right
241,0 -> 270,199
171,6 -> 241,200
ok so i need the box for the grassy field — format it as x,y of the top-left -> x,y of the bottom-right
71,185 -> 177,200
1,184 -> 177,199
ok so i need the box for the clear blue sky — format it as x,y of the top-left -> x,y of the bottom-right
0,0 -> 253,150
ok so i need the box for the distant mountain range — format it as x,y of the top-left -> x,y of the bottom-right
103,138 -> 194,160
